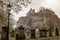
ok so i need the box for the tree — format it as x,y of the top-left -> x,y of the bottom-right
0,0 -> 32,31
0,0 -> 32,13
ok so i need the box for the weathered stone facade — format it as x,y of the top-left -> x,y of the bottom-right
17,8 -> 60,30
0,2 -> 8,32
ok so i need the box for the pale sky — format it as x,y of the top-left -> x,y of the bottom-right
11,0 -> 60,21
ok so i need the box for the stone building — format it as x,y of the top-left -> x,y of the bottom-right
0,2 -> 8,32
17,8 -> 60,30
16,8 -> 60,38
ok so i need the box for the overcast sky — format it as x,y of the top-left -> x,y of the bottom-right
11,0 -> 60,21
